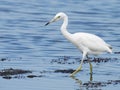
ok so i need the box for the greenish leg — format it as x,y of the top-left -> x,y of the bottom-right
70,52 -> 87,77
89,61 -> 93,81
86,55 -> 93,74
90,70 -> 93,81
70,64 -> 82,77
89,61 -> 93,74
87,56 -> 93,81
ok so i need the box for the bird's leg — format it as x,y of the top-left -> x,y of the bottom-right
70,52 -> 86,77
86,55 -> 93,74
70,60 -> 83,77
89,62 -> 93,74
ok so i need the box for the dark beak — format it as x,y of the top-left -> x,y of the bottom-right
45,18 -> 56,26
45,22 -> 50,26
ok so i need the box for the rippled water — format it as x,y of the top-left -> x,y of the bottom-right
0,0 -> 120,90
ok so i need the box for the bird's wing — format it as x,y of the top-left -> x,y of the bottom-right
73,33 -> 109,52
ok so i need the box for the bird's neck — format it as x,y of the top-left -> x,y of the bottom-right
61,15 -> 68,30
61,16 -> 72,41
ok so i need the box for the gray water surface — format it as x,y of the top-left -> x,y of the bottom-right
0,0 -> 120,90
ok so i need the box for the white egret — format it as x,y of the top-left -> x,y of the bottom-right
45,12 -> 112,76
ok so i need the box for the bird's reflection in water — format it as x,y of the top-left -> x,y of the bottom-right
70,73 -> 93,89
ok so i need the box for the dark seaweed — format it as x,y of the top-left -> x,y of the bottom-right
50,56 -> 118,64
54,69 -> 75,73
27,75 -> 43,78
0,68 -> 32,76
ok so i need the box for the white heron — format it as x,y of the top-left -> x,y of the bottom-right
45,12 -> 112,76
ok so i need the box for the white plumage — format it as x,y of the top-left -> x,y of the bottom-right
72,32 -> 112,55
45,12 -> 112,76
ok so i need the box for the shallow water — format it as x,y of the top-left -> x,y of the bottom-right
0,0 -> 120,90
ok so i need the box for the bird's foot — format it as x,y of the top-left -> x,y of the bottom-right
69,73 -> 74,77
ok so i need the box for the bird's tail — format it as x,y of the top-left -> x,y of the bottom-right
107,44 -> 112,53
108,49 -> 112,54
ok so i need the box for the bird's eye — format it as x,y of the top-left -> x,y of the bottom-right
58,16 -> 60,18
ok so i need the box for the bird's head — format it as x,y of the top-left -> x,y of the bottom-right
45,12 -> 66,26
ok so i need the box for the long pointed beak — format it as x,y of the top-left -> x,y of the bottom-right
45,22 -> 50,26
45,19 -> 53,26
45,18 -> 56,26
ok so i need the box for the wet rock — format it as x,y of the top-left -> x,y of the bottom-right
0,68 -> 32,76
